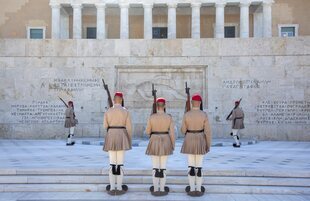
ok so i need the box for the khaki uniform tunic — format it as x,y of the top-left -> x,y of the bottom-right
145,111 -> 175,156
228,107 -> 245,129
64,107 -> 76,128
103,104 -> 132,152
181,108 -> 212,155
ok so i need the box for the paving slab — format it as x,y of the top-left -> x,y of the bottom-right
0,139 -> 309,173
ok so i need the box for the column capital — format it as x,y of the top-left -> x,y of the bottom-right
215,2 -> 226,8
240,0 -> 251,7
95,3 -> 106,9
167,3 -> 178,8
120,3 -> 129,8
50,3 -> 60,8
262,0 -> 274,5
72,3 -> 82,9
191,3 -> 202,8
143,4 -> 153,9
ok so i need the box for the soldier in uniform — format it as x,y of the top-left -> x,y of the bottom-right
145,97 -> 175,196
228,101 -> 245,148
103,92 -> 132,195
181,94 -> 212,197
64,101 -> 76,146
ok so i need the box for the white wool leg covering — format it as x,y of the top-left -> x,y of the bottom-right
151,156 -> 160,192
187,154 -> 196,192
159,155 -> 168,192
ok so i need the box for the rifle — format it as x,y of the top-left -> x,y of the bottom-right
185,82 -> 191,112
102,79 -> 113,108
58,96 -> 68,108
226,98 -> 242,120
152,84 -> 157,114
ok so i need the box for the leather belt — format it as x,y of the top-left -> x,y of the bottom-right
151,131 -> 169,135
186,129 -> 204,133
107,126 -> 126,131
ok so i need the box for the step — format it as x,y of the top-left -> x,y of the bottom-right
1,184 -> 310,195
1,175 -> 310,187
1,168 -> 309,178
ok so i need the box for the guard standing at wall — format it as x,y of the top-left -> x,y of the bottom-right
145,97 -> 175,196
103,92 -> 132,195
181,94 -> 212,197
64,101 -> 77,146
227,101 -> 245,148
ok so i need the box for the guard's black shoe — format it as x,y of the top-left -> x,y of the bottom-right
185,186 -> 190,193
122,184 -> 128,191
233,144 -> 241,148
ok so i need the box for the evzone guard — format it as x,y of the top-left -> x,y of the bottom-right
181,84 -> 212,197
59,97 -> 78,146
145,95 -> 175,196
103,91 -> 132,195
226,99 -> 245,148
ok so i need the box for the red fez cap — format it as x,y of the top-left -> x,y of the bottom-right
156,97 -> 166,104
235,101 -> 240,104
192,94 -> 202,101
68,101 -> 73,105
114,92 -> 123,98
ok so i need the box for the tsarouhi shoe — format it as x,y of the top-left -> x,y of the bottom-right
233,143 -> 241,148
66,142 -> 74,146
194,186 -> 205,197
114,190 -> 126,195
150,186 -> 168,196
106,185 -> 117,196
187,191 -> 196,196
122,184 -> 128,191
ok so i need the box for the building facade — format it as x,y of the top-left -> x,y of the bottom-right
0,0 -> 309,39
0,0 -> 309,140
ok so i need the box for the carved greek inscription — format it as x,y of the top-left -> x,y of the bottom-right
222,79 -> 271,89
49,78 -> 100,92
10,100 -> 65,124
256,100 -> 310,124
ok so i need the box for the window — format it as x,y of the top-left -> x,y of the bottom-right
86,27 -> 97,39
278,24 -> 299,37
27,27 -> 45,39
225,26 -> 236,38
152,27 -> 167,39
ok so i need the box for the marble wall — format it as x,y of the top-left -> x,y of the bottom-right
0,37 -> 309,140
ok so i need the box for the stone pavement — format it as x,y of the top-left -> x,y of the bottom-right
0,139 -> 309,201
0,139 -> 309,172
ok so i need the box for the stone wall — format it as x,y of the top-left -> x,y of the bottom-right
0,37 -> 309,140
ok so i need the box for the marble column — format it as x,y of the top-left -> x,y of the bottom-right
240,2 -> 250,38
51,4 -> 61,39
191,3 -> 201,38
167,3 -> 177,39
263,2 -> 272,37
143,4 -> 153,39
72,4 -> 82,39
96,3 -> 106,39
215,3 -> 226,38
120,3 -> 129,39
